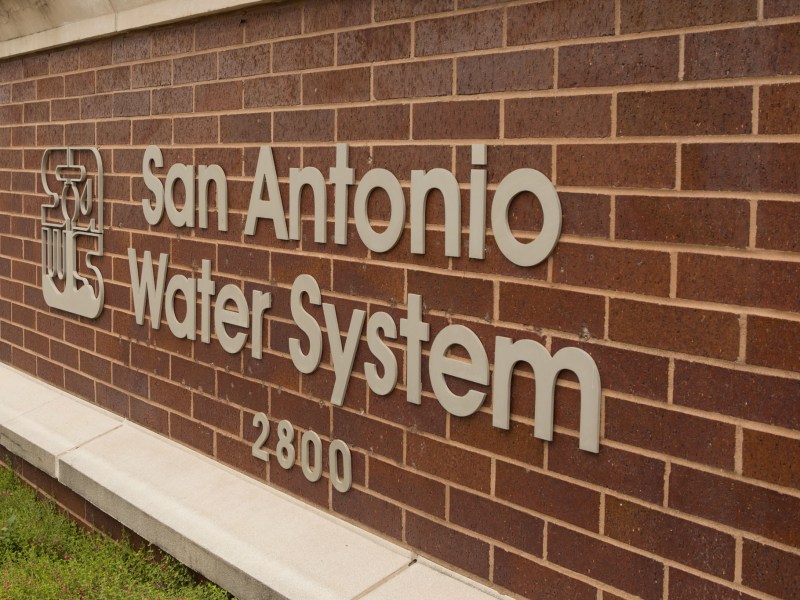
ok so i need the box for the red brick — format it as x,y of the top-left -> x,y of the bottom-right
742,540 -> 800,599
112,32 -> 151,63
457,50 -> 552,95
130,398 -> 168,435
195,81 -> 242,112
765,0 -> 800,17
12,80 -> 35,102
451,411 -> 544,467
36,76 -> 64,100
374,60 -> 452,99
616,195 -> 749,248
609,299 -> 740,359
375,0 -> 452,20
619,87 -> 752,136
244,75 -> 300,108
685,23 -> 800,80
683,143 -> 800,194
24,101 -> 50,123
171,354 -> 216,395
303,0 -> 371,33
550,524 -> 663,599
558,143 -> 675,189
337,104 -> 409,141
554,242 -> 670,296
338,24 -> 410,65
96,66 -> 130,93
333,261 -> 404,304
151,22 -> 194,57
150,377 -> 191,415
674,360 -> 800,430
606,496 -> 735,578
669,464 -> 800,546
743,429 -> 800,490
508,0 -> 615,45
496,460 -> 599,530
451,487 -> 544,555
549,433 -> 666,503
414,99 -> 499,140
216,432 -> 266,479
152,87 -> 193,115
23,54 -> 49,78
302,67 -> 370,105
112,90 -> 149,117
132,118 -> 171,145
406,431 -> 491,492
273,35 -> 334,72
564,37 -> 679,88
170,413 -> 214,455
369,458 -> 445,517
406,512 -> 489,578
218,45 -> 270,79
679,254 -> 800,312
51,98 -> 79,121
333,408 -> 403,463
761,83 -> 800,135
174,116 -> 218,144
494,547 -> 596,600
606,396 -> 736,469
332,488 -> 402,540
49,47 -> 80,74
97,120 -> 131,145
244,2 -> 301,41
274,109 -> 334,142
195,13 -> 244,50
415,10 -> 503,56
621,0 -> 757,33
669,569 -> 758,600
506,95 -> 610,138
501,282 -> 604,337
173,53 -> 216,85
408,270 -> 492,319
747,316 -> 800,372
220,113 -> 270,143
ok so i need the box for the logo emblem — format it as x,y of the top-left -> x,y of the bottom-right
40,147 -> 105,318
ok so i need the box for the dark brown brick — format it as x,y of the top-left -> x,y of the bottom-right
670,464 -> 800,546
304,0 -> 371,33
415,10 -> 503,56
559,143 -> 675,189
217,431 -> 265,479
195,81 -> 242,112
765,0 -> 800,17
130,398 -> 168,435
96,66 -> 130,93
500,282 -> 605,337
743,429 -> 800,490
149,377 -> 191,415
683,143 -> 800,194
618,87 -> 752,136
337,104 -> 409,141
606,496 -> 735,578
559,36 -> 679,88
112,32 -> 151,63
131,60 -> 171,89
616,195 -> 749,248
496,460 -> 599,530
332,488 -> 402,540
333,408 -> 403,462
219,45 -> 270,79
273,35 -> 334,72
369,458 -> 445,517
303,67 -> 370,105
374,0 -> 452,20
51,98 -> 79,121
554,242 -> 670,296
747,316 -> 800,372
174,116 -> 218,144
758,200 -> 800,252
170,413 -> 213,455
374,60 -> 452,99
406,512 -> 489,578
743,540 -> 800,599
450,411 -> 544,467
36,76 -> 64,100
760,83 -> 800,134
621,0 -> 757,33
549,433 -> 665,503
408,270 -> 492,319
24,101 -> 50,123
244,75 -> 300,108
49,47 -> 80,74
152,87 -> 193,115
274,109 -> 333,142
195,13 -> 244,50
152,23 -> 194,57
609,299 -> 739,359
455,143 -> 551,182
679,254 -> 800,312
457,49 -> 552,95
220,113 -> 270,143
685,23 -> 800,80
606,396 -> 736,469
669,569 -> 758,600
508,0 -> 615,45
550,524 -> 663,599
81,40 -> 113,69
674,360 -> 800,429
413,99 -> 498,139
406,431 -> 491,492
450,487 -> 544,555
494,547 -> 596,600
338,24 -> 410,66
132,118 -> 172,145
173,53 -> 216,85
113,91 -> 149,117
97,121 -> 131,145
333,261 -> 404,304
506,95 -> 610,138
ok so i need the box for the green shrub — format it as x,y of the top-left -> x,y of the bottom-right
0,465 -> 233,600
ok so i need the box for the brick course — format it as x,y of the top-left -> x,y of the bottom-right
1,1 -> 799,599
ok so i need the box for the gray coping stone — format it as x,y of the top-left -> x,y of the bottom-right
0,362 -> 512,600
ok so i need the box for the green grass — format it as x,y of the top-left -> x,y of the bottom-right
0,464 -> 232,600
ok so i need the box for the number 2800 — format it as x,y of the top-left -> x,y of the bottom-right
251,413 -> 353,493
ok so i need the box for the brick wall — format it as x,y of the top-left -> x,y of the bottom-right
1,1 -> 800,598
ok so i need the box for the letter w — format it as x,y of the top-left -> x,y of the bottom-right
128,249 -> 169,329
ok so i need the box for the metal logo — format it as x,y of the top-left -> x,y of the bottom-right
40,147 -> 105,319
